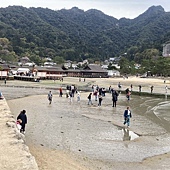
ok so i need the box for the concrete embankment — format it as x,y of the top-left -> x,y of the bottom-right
0,98 -> 38,170
119,90 -> 170,98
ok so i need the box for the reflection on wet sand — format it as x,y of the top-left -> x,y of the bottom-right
122,128 -> 139,141
123,128 -> 131,141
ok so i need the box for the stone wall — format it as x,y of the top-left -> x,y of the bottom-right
0,98 -> 38,170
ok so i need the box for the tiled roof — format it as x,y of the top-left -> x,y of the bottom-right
35,66 -> 64,72
84,64 -> 107,72
0,64 -> 10,70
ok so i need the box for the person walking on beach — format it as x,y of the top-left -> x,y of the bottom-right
126,90 -> 131,101
130,84 -> 133,91
139,85 -> 142,92
69,91 -> 73,103
109,86 -> 112,93
77,91 -> 80,102
87,93 -> 93,105
125,88 -> 131,100
150,86 -> 154,93
123,106 -> 132,127
59,87 -> 63,97
98,94 -> 103,106
93,90 -> 98,101
71,85 -> 75,97
48,91 -> 53,104
112,90 -> 118,107
4,78 -> 6,85
165,85 -> 168,93
17,110 -> 27,134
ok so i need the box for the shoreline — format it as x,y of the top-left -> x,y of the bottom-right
7,93 -> 170,170
1,76 -> 169,100
2,76 -> 170,170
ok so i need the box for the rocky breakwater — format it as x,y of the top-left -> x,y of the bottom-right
0,98 -> 38,170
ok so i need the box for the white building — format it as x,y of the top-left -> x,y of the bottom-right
163,42 -> 170,57
107,70 -> 120,77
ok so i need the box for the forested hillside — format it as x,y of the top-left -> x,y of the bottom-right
0,5 -> 170,64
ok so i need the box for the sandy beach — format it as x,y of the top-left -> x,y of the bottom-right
1,76 -> 170,170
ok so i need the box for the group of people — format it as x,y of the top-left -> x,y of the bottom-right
15,85 -> 133,135
46,82 -> 135,127
47,84 -> 81,104
87,85 -> 120,107
87,87 -> 132,126
66,85 -> 77,98
88,85 -> 108,106
13,78 -> 170,135
125,88 -> 131,100
81,92 -> 128,126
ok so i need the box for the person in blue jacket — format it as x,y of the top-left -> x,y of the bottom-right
123,106 -> 132,127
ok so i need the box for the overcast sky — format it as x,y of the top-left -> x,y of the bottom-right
0,0 -> 170,19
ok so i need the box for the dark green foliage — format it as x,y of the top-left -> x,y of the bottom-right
0,5 -> 170,65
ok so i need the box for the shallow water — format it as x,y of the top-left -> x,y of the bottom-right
122,128 -> 139,141
4,86 -> 170,164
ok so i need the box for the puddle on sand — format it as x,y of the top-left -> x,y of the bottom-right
122,128 -> 139,141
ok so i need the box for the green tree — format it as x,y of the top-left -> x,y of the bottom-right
53,56 -> 65,64
107,63 -> 117,70
119,57 -> 131,74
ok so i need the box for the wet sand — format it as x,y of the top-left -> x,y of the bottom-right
1,77 -> 170,170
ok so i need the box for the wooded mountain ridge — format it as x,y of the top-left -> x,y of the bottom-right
0,5 -> 170,64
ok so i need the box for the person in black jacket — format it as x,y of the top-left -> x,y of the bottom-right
112,90 -> 118,107
87,93 -> 93,105
98,95 -> 103,106
17,110 -> 27,133
48,91 -> 53,104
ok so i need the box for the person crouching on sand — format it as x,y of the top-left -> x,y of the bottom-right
87,93 -> 93,105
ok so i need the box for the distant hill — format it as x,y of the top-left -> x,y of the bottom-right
0,5 -> 170,63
